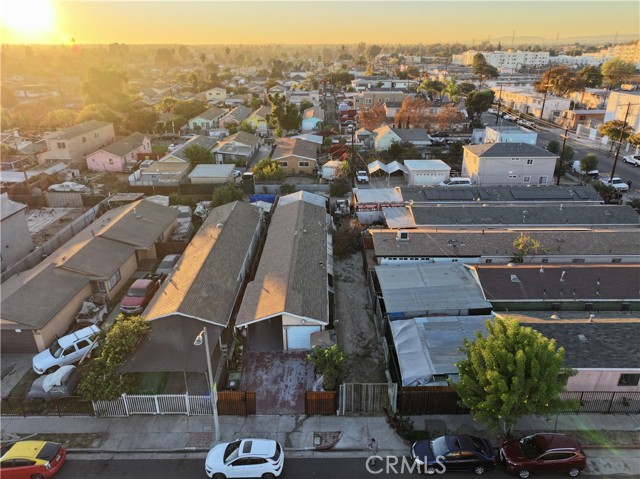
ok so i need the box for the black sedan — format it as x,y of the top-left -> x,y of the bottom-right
411,434 -> 496,475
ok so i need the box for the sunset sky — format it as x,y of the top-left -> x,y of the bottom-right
1,1 -> 638,45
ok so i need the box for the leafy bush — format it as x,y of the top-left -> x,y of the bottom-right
77,315 -> 149,401
280,183 -> 295,195
330,177 -> 351,197
306,345 -> 345,391
333,218 -> 362,258
383,407 -> 415,440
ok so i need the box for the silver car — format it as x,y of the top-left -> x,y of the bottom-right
28,365 -> 81,400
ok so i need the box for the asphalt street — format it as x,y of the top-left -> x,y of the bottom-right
59,457 -> 596,479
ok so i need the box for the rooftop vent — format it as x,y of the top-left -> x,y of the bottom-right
560,270 -> 566,282
510,274 -> 521,283
578,334 -> 588,343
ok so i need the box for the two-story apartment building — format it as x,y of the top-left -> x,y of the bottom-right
38,120 -> 116,167
353,90 -> 412,109
462,142 -> 558,186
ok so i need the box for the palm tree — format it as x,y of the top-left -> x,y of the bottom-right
199,53 -> 206,80
441,77 -> 462,104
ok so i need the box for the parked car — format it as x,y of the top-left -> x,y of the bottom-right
171,221 -> 195,242
0,440 -> 66,479
622,155 -> 640,166
155,254 -> 181,278
356,170 -> 369,183
500,433 -> 586,478
600,176 -> 629,191
119,273 -> 164,315
171,205 -> 193,225
28,365 -> 81,400
503,114 -> 517,121
32,325 -> 100,375
439,177 -> 472,187
518,119 -> 535,129
571,161 -> 599,177
205,438 -> 284,479
411,434 -> 496,475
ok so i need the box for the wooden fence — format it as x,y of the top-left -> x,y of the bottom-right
338,383 -> 397,416
305,391 -> 337,415
92,391 -> 256,417
398,387 -> 470,415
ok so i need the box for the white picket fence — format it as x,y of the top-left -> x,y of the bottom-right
93,394 -> 213,417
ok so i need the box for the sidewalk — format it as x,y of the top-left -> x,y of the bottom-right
1,413 -> 639,475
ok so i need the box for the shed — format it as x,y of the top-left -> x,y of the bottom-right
188,164 -> 234,184
403,160 -> 451,186
322,160 -> 341,180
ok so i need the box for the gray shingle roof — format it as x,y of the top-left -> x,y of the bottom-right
60,237 -> 136,279
221,131 -> 260,148
371,229 -> 640,259
0,195 -> 27,220
464,142 -> 557,158
400,185 -> 603,203
1,264 -> 90,329
236,193 -> 329,326
391,128 -> 430,142
193,107 -> 226,121
100,133 -> 147,157
169,136 -> 218,162
97,199 -> 179,249
144,201 -> 263,326
226,105 -> 252,122
46,120 -> 112,140
272,138 -> 318,161
476,264 -> 640,301
409,204 -> 640,227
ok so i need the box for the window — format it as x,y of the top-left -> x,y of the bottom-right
280,161 -> 288,167
57,142 -> 66,149
508,175 -> 517,179
82,136 -> 87,143
618,374 -> 640,386
526,159 -> 534,165
541,258 -> 549,263
231,458 -> 252,466
298,161 -> 309,167
538,176 -> 549,184
511,157 -> 520,161
108,158 -> 114,164
77,339 -> 90,350
107,270 -> 121,290
485,259 -> 493,263
62,346 -> 75,357
365,98 -> 372,104
572,258 -> 585,263
612,258 -> 622,263
542,453 -> 574,461
523,176 -> 531,183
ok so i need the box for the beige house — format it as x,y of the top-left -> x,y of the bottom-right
462,142 -> 558,186
203,87 -> 227,103
271,137 -> 319,175
353,90 -> 412,109
38,120 -> 116,166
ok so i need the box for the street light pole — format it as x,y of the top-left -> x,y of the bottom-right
557,127 -> 569,186
194,327 -> 220,441
609,102 -> 632,183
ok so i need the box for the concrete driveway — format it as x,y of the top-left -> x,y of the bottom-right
242,351 -> 314,415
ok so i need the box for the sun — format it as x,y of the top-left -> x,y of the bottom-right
1,0 -> 56,42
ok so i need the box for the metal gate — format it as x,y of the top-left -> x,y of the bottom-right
338,383 -> 397,416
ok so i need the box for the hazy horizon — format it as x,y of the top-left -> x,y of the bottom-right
1,1 -> 638,46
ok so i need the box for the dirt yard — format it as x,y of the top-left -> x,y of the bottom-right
334,252 -> 386,384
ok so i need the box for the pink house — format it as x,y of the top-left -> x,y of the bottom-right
218,106 -> 252,129
85,133 -> 152,172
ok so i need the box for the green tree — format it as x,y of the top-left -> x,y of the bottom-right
77,103 -> 122,128
299,99 -> 313,113
211,183 -> 244,207
546,139 -> 560,154
366,44 -> 382,60
512,233 -> 549,263
629,133 -> 640,149
598,120 -> 634,151
172,99 -> 207,123
306,344 -> 346,391
454,316 -> 576,436
417,79 -> 445,102
472,53 -> 498,87
183,144 -> 213,165
252,158 -> 285,181
560,145 -> 575,163
577,66 -> 603,88
238,119 -> 256,134
535,66 -> 585,96
382,141 -> 420,161
579,153 -> 598,173
601,58 -> 636,89
268,93 -> 301,132
228,124 -> 239,135
441,77 -> 462,103
41,109 -> 77,129
81,65 -> 131,111
124,108 -> 159,134
465,90 -> 495,122
77,315 -> 149,401
155,48 -> 176,67
248,97 -> 263,110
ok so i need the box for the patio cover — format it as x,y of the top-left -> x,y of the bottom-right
119,316 -> 223,373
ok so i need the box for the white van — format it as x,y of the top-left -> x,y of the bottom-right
439,177 -> 472,187
33,325 -> 100,375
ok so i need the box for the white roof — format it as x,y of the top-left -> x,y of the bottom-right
292,134 -> 324,145
278,190 -> 327,208
386,161 -> 409,174
188,163 -> 234,179
390,315 -> 492,386
382,207 -> 416,229
367,160 -> 387,174
404,160 -> 451,172
354,187 -> 403,204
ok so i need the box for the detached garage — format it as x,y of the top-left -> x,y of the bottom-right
285,325 -> 322,350
403,160 -> 451,186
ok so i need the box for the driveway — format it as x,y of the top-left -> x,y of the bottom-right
242,351 -> 314,415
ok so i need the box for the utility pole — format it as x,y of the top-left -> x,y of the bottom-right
495,85 -> 503,126
557,127 -> 569,186
610,102 -> 631,182
539,86 -> 550,120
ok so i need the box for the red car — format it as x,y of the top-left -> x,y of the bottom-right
119,273 -> 163,315
0,440 -> 66,479
500,433 -> 586,478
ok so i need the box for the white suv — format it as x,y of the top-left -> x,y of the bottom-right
600,177 -> 629,191
439,177 -> 472,187
356,171 -> 369,183
33,325 -> 100,375
206,439 -> 284,478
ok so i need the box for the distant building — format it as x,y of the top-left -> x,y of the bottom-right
38,120 -> 116,167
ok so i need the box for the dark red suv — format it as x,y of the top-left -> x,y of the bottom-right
500,433 -> 586,478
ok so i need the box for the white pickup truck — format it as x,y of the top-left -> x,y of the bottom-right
356,171 -> 369,183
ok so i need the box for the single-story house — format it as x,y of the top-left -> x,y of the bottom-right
247,105 -> 272,132
159,136 -> 218,163
373,125 -> 431,151
374,263 -> 493,320
120,201 -> 266,378
188,164 -> 235,184
187,107 -> 227,132
353,187 -> 404,224
235,192 -> 333,351
403,160 -> 450,186
135,161 -> 191,185
85,133 -> 152,172
271,138 -> 319,175
322,160 -> 341,180
219,106 -> 253,128
212,131 -> 260,164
